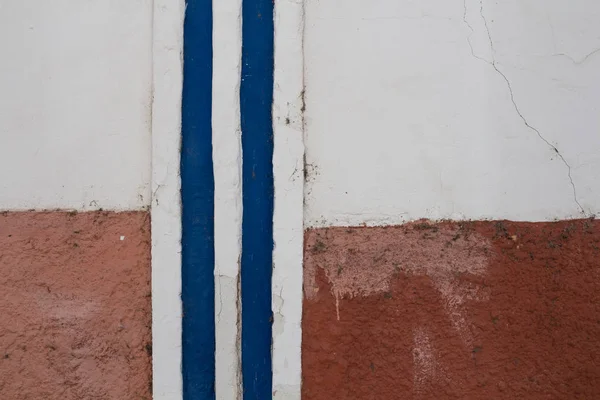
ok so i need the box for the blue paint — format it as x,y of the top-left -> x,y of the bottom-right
240,0 -> 275,397
181,0 -> 215,398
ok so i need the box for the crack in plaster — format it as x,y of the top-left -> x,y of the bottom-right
273,286 -> 285,337
215,273 -> 242,398
463,0 -> 489,64
216,275 -> 224,321
464,0 -> 586,215
215,268 -> 242,397
235,272 -> 242,400
553,47 -> 600,65
275,286 -> 285,316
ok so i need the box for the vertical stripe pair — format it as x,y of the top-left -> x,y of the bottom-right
180,0 -> 274,399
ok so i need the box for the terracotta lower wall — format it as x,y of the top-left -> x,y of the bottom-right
303,219 -> 600,399
0,211 -> 152,400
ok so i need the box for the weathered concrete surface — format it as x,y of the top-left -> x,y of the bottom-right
0,211 -> 151,400
303,219 -> 600,399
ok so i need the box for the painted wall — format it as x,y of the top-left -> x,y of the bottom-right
0,0 -> 152,211
0,212 -> 152,400
0,2 -> 158,399
2,0 -> 599,398
303,219 -> 600,399
304,0 -> 600,227
301,0 -> 600,398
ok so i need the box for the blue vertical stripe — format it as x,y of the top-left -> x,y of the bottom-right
240,0 -> 275,397
181,0 -> 215,398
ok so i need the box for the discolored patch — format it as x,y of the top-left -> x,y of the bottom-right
305,221 -> 491,346
0,211 -> 151,400
303,219 -> 600,399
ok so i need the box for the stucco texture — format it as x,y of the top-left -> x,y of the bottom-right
303,219 -> 600,399
0,211 -> 151,400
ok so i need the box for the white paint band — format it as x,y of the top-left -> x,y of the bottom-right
213,0 -> 243,398
272,0 -> 305,398
151,1 -> 185,399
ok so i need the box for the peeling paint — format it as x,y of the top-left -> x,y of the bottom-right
305,221 -> 491,345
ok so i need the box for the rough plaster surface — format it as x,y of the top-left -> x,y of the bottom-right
0,0 -> 152,210
304,0 -> 600,226
303,219 -> 600,399
0,211 -> 151,400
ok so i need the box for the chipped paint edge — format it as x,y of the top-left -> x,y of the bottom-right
272,0 -> 305,398
151,1 -> 185,399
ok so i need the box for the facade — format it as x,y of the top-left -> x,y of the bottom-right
1,0 -> 599,399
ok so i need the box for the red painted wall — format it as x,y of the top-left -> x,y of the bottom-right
0,211 -> 152,400
303,219 -> 600,399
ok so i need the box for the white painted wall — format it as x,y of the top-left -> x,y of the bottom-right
0,0 -> 152,210
304,0 -> 600,227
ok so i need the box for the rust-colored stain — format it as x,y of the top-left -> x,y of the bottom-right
303,219 -> 600,399
0,211 -> 151,400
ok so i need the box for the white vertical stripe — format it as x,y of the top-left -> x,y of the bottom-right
151,1 -> 185,399
272,0 -> 305,398
213,0 -> 243,398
